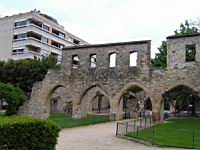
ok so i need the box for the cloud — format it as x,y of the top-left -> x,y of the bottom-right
2,0 -> 200,57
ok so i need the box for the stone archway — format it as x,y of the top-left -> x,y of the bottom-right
162,84 -> 200,117
115,83 -> 152,120
80,85 -> 110,117
44,84 -> 65,115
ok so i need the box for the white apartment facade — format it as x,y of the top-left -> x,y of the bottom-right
0,11 -> 88,61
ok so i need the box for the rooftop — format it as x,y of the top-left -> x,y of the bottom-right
167,33 -> 200,39
63,40 -> 151,50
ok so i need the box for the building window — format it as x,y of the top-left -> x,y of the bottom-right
12,48 -> 24,54
14,33 -> 27,40
69,37 -> 73,43
130,51 -> 137,66
40,49 -> 48,57
59,44 -> 65,49
15,20 -> 27,28
52,28 -> 65,39
90,54 -> 97,68
73,39 -> 80,45
43,24 -> 49,31
72,55 -> 79,68
186,44 -> 196,62
41,37 -> 49,44
109,52 -> 116,67
59,32 -> 65,39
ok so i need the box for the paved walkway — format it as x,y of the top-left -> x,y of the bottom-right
56,122 -> 184,150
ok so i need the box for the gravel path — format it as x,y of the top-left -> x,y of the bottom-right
56,122 -> 184,150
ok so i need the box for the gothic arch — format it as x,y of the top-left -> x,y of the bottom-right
115,82 -> 152,120
162,84 -> 199,117
44,84 -> 65,114
115,82 -> 152,105
80,85 -> 110,117
164,83 -> 198,94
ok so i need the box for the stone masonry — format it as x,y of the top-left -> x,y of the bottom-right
18,33 -> 200,120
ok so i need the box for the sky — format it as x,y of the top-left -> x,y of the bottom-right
1,0 -> 200,58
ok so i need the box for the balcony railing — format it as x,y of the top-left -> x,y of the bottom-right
12,51 -> 43,60
14,23 -> 79,46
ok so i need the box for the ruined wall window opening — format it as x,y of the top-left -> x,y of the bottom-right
90,54 -> 97,68
72,55 -> 79,68
130,51 -> 137,67
109,52 -> 116,67
186,44 -> 196,62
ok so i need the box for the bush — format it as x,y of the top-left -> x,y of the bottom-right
0,116 -> 60,150
0,82 -> 26,115
0,56 -> 59,95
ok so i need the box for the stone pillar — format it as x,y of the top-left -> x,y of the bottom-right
72,100 -> 81,119
152,94 -> 163,122
109,97 -> 120,121
115,97 -> 124,120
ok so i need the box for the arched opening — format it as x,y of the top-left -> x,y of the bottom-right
163,84 -> 200,117
80,85 -> 110,117
118,84 -> 152,120
63,101 -> 73,118
45,85 -> 71,116
50,96 -> 61,113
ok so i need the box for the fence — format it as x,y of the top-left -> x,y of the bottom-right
125,126 -> 200,149
49,113 -> 111,128
116,115 -> 200,149
164,112 -> 200,120
116,116 -> 155,135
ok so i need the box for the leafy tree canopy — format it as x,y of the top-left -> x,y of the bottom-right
0,82 -> 26,115
151,20 -> 199,68
0,56 -> 59,96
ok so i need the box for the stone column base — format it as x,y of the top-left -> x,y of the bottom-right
152,112 -> 161,122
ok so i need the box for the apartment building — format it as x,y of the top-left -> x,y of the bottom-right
0,11 -> 88,61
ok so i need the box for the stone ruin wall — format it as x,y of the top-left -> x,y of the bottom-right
18,33 -> 200,120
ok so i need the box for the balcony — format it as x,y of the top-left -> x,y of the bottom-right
12,45 -> 61,62
12,50 -> 42,60
51,40 -> 65,49
13,37 -> 61,55
14,24 -> 73,47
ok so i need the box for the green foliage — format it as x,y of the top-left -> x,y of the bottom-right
0,116 -> 60,150
151,41 -> 167,68
174,20 -> 199,35
49,114 -> 110,129
186,44 -> 196,61
0,82 -> 26,115
0,56 -> 58,95
151,20 -> 199,68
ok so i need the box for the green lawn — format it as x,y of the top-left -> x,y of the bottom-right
0,111 -> 5,117
126,119 -> 200,149
48,113 -> 110,129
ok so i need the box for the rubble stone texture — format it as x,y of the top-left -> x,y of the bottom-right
18,33 -> 200,120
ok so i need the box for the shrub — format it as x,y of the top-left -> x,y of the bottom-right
0,56 -> 58,95
0,82 -> 26,115
0,116 -> 60,150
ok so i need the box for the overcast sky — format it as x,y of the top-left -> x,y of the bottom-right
1,0 -> 200,57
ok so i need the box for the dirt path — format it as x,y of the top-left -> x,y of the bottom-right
56,122 -> 184,150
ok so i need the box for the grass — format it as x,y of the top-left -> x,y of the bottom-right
0,111 -> 5,117
126,118 -> 200,149
48,113 -> 110,129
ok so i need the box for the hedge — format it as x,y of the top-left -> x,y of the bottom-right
0,116 -> 60,150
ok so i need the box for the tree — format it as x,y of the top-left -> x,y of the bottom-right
0,82 -> 26,115
151,41 -> 167,68
151,20 -> 199,68
0,56 -> 59,96
174,20 -> 199,35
